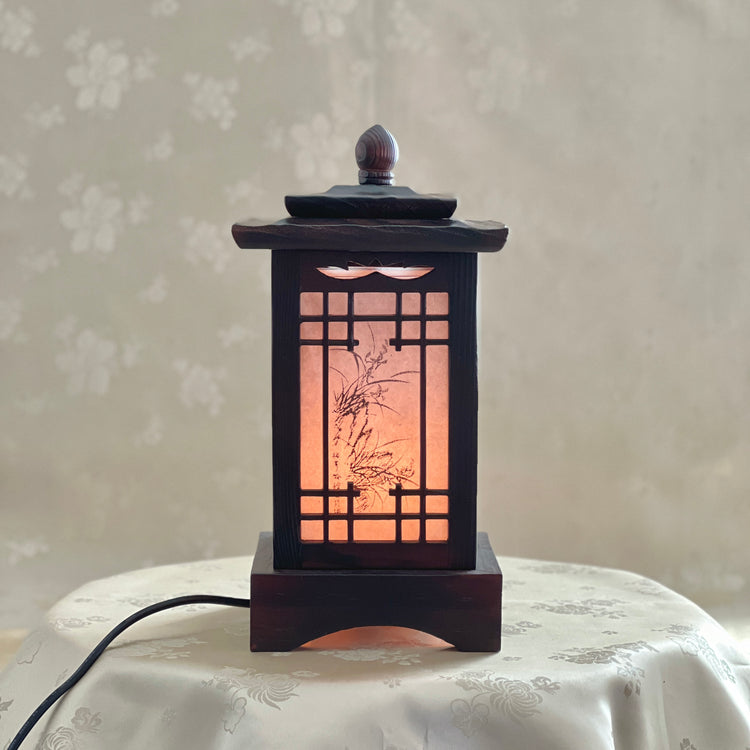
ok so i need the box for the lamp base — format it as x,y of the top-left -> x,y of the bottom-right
249,531 -> 502,652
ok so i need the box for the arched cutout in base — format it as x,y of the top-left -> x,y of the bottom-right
249,532 -> 502,653
302,625 -> 451,650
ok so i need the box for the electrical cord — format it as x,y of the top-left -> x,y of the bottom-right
8,594 -> 251,750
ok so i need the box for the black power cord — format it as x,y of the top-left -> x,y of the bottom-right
8,594 -> 251,750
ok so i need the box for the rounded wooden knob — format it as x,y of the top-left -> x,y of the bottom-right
355,124 -> 399,185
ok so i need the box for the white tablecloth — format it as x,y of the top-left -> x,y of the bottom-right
1,555 -> 749,749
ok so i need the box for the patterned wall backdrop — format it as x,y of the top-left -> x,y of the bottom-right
1,0 -> 749,628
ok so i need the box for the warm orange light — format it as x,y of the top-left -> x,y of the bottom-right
317,266 -> 434,280
300,496 -> 323,514
425,519 -> 449,542
299,290 -> 450,544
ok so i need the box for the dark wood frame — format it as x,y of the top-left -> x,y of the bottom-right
250,531 -> 502,652
272,250 -> 478,570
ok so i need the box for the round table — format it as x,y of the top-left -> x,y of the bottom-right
1,555 -> 749,749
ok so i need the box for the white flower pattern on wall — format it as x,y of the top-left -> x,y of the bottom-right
180,217 -> 232,273
128,193 -> 151,225
224,178 -> 264,206
0,152 -> 32,199
276,0 -> 357,45
134,414 -> 164,446
144,130 -> 174,161
24,102 -> 65,132
139,274 -> 169,304
467,35 -> 545,115
173,359 -> 226,416
59,178 -> 124,255
64,29 -> 155,116
218,323 -> 255,348
289,112 -> 348,183
6,537 -> 48,565
55,319 -> 120,396
385,0 -> 434,54
184,73 -> 238,131
229,31 -> 272,63
0,1 -> 39,56
19,247 -> 59,276
150,0 -> 179,18
0,297 -> 23,342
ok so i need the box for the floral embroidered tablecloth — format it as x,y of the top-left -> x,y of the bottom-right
1,556 -> 749,749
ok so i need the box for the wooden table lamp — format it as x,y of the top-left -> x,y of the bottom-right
232,125 -> 508,651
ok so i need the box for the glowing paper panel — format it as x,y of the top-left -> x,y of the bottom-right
317,266 -> 434,280
299,346 -> 323,491
330,319 -> 419,515
425,346 -> 449,489
299,289 -> 451,546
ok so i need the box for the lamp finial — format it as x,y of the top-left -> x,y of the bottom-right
355,124 -> 399,185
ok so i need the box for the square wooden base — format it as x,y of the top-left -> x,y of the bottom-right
250,532 -> 502,652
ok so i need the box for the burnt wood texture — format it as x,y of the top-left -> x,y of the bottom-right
250,531 -> 503,652
232,217 -> 507,253
284,185 -> 458,220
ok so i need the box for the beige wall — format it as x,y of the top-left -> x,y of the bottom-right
1,0 -> 748,628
